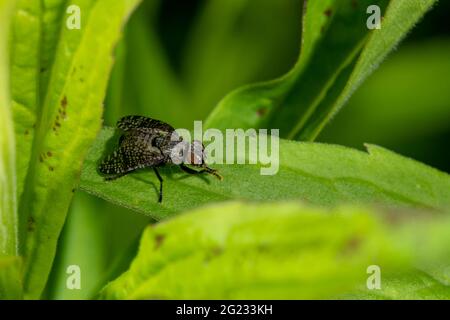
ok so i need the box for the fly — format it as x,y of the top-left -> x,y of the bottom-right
98,115 -> 222,202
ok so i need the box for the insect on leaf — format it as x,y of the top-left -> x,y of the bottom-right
80,127 -> 450,220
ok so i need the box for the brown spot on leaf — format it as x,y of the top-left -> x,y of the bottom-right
61,96 -> 67,108
324,8 -> 333,17
47,151 -> 52,157
211,246 -> 223,256
27,216 -> 35,232
154,234 -> 165,249
49,166 -> 54,172
256,107 -> 267,117
204,246 -> 224,263
341,236 -> 362,255
24,130 -> 29,135
39,155 -> 44,162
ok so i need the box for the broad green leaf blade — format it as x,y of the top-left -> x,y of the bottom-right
205,0 -> 436,141
79,127 -> 450,219
10,0 -> 44,203
0,0 -> 18,257
11,0 -> 141,299
11,0 -> 70,214
38,0 -> 68,99
0,256 -> 22,299
97,202 -> 418,299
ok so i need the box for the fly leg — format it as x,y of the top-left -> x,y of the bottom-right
180,164 -> 223,180
153,167 -> 163,203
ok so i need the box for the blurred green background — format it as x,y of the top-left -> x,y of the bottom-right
46,0 -> 450,299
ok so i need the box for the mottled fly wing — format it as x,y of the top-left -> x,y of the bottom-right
99,131 -> 165,176
117,115 -> 174,133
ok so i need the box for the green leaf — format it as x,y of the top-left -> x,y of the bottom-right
10,0 -> 43,204
80,127 -> 450,219
98,202 -> 450,299
0,256 -> 23,299
0,0 -> 18,257
205,0 -> 436,141
10,0 -> 141,299
11,0 -> 67,214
